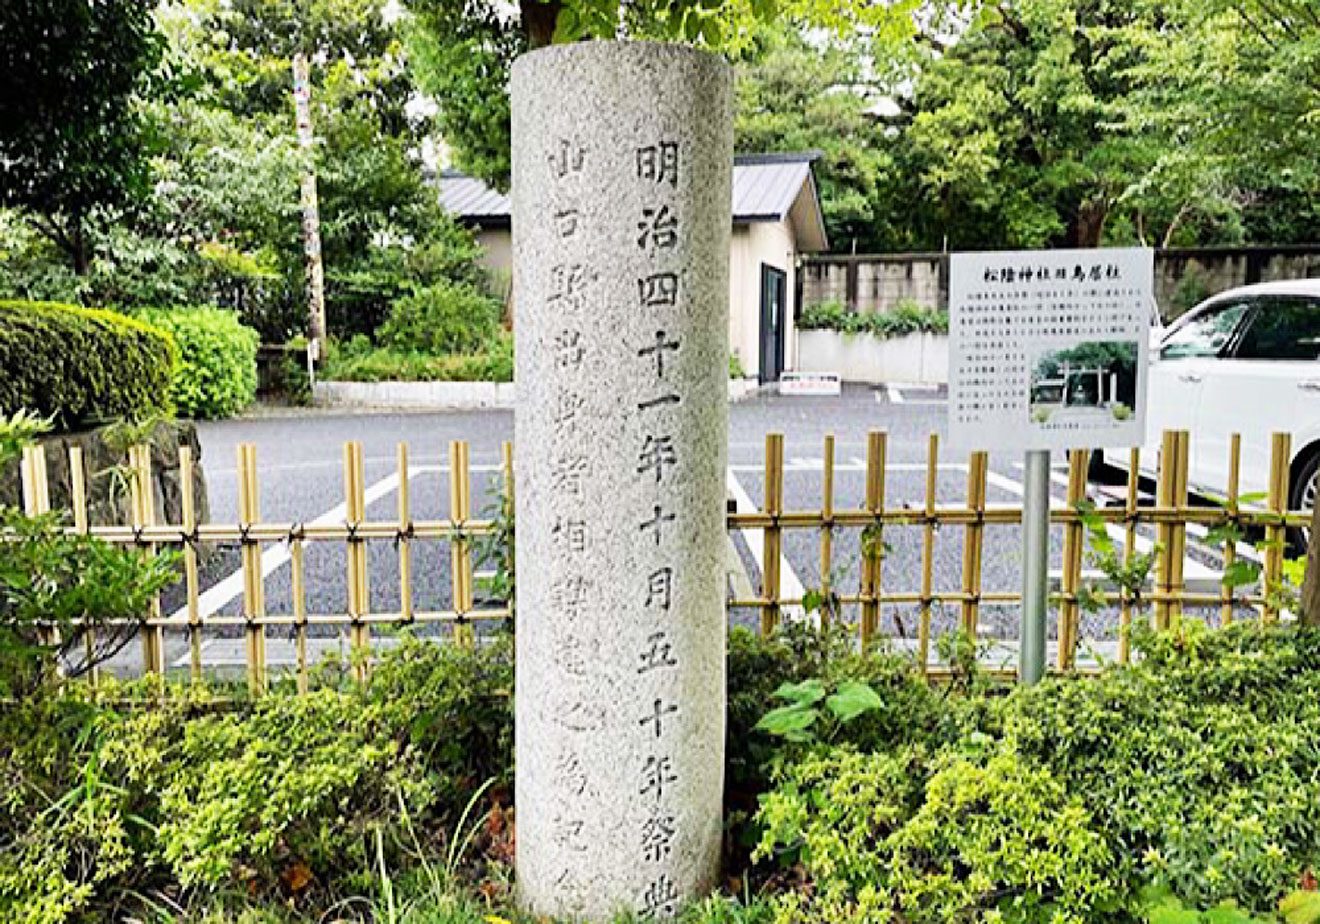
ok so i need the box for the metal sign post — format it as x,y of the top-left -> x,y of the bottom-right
1020,449 -> 1050,684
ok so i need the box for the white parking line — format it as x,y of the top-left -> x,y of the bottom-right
175,471 -> 404,620
726,468 -> 806,621
175,463 -> 510,620
986,467 -> 1223,592
1041,469 -> 1261,565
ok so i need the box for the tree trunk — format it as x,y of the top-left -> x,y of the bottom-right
1300,501 -> 1320,626
69,212 -> 90,276
521,0 -> 562,48
1070,198 -> 1109,248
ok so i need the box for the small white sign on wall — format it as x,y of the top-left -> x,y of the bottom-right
948,248 -> 1154,452
779,371 -> 842,396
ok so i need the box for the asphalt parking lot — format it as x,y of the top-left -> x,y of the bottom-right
118,384 -> 1247,677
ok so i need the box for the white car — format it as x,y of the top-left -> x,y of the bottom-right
1102,279 -> 1320,526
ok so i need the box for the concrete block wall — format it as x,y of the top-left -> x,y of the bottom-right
802,246 -> 1320,322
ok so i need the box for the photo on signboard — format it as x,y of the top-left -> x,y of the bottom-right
1028,340 -> 1139,425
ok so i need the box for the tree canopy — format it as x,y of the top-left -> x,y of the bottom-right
0,0 -> 160,274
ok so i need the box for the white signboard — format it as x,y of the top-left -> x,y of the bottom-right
779,371 -> 842,396
948,247 -> 1153,452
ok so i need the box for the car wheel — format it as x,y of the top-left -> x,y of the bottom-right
1288,450 -> 1320,555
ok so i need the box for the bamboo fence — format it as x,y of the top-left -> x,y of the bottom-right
9,429 -> 1310,689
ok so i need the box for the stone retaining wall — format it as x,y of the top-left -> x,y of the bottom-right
1,420 -> 209,530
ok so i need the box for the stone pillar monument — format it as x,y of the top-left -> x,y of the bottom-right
511,43 -> 733,920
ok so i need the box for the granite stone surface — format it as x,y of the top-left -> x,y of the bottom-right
511,41 -> 733,921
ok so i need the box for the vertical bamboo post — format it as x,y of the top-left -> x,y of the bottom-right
449,441 -> 475,648
1166,431 -> 1191,627
819,434 -> 835,631
179,446 -> 202,682
502,440 -> 515,622
291,533 -> 309,694
1154,430 -> 1177,631
238,443 -> 266,693
1220,434 -> 1242,627
1263,431 -> 1292,624
20,444 -> 50,514
1119,448 -> 1140,663
1057,450 -> 1088,671
69,447 -> 97,684
960,451 -> 988,638
132,444 -> 165,676
760,433 -> 785,637
19,445 -> 38,515
918,433 -> 938,675
397,443 -> 413,624
21,445 -> 55,653
860,430 -> 887,650
343,441 -> 370,679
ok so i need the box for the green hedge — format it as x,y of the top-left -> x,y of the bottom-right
0,300 -> 176,429
799,298 -> 949,338
136,308 -> 258,419
321,332 -> 513,383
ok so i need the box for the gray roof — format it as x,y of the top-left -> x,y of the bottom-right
439,150 -> 824,229
730,154 -> 816,221
437,171 -> 512,223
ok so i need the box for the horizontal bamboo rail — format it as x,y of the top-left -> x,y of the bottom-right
5,428 -> 1309,687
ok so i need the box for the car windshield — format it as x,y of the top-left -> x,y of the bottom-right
1161,300 -> 1251,359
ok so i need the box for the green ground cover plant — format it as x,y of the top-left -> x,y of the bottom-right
5,607 -> 1320,923
134,308 -> 259,419
0,300 -> 176,428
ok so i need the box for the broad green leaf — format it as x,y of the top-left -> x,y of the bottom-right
825,681 -> 883,723
754,704 -> 819,739
1280,889 -> 1320,924
772,679 -> 826,706
1222,559 -> 1262,589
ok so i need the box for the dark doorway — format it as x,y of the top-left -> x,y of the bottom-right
759,263 -> 787,383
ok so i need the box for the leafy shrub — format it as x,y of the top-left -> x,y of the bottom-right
0,413 -> 178,700
798,298 -> 948,339
279,337 -> 313,406
1002,624 -> 1320,913
376,280 -> 502,355
751,623 -> 1320,922
321,332 -> 513,383
136,308 -> 259,419
135,690 -> 436,893
756,748 -> 1116,924
0,300 -> 176,429
0,635 -> 513,922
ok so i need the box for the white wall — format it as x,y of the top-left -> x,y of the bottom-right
796,329 -> 949,385
476,228 -> 513,306
730,220 -> 798,379
475,221 -> 799,380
